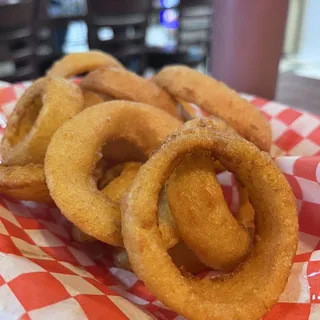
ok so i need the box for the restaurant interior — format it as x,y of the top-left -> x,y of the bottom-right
0,0 -> 319,113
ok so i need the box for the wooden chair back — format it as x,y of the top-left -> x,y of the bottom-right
177,0 -> 213,66
86,0 -> 151,73
0,0 -> 37,82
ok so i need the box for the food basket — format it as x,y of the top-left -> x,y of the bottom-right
0,81 -> 320,320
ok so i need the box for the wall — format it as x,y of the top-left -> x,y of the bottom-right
298,0 -> 320,63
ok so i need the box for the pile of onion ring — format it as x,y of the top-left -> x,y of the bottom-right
0,51 -> 298,320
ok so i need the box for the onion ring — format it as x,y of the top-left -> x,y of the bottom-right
167,151 -> 253,271
80,66 -> 180,118
1,77 -> 84,165
47,50 -> 123,78
45,101 -> 182,246
0,164 -> 50,202
72,161 -> 178,247
103,166 -> 184,249
101,162 -> 141,202
153,65 -> 272,151
166,155 -> 255,272
236,182 -> 255,232
82,90 -> 113,108
112,241 -> 208,275
121,124 -> 298,320
158,187 -> 179,249
165,118 -> 254,271
72,162 -> 141,243
97,162 -> 124,190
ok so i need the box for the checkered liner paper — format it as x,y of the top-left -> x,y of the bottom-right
0,81 -> 320,320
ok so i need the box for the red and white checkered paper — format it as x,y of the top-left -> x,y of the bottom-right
1,81 -> 320,320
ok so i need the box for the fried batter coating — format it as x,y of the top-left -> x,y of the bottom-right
1,77 -> 84,165
47,50 -> 123,78
0,164 -> 51,202
122,122 -> 297,320
112,241 -> 208,275
167,152 -> 253,271
82,90 -> 113,108
45,101 -> 182,246
153,65 -> 272,151
81,66 -> 180,118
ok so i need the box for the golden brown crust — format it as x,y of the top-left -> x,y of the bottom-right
0,164 -> 51,202
112,241 -> 208,275
71,162 -> 141,243
165,118 -> 254,271
236,182 -> 255,232
45,101 -> 182,246
167,151 -> 252,271
158,188 -> 179,249
80,66 -> 180,118
97,162 -> 124,190
153,65 -> 272,151
1,77 -> 84,165
82,90 -> 109,108
101,162 -> 141,202
121,122 -> 298,320
47,51 -> 123,78
72,161 -> 179,248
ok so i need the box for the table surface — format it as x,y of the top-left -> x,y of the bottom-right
276,72 -> 320,115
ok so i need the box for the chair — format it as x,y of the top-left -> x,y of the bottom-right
148,0 -> 212,71
86,0 -> 151,74
34,0 -> 87,75
0,0 -> 37,82
178,0 -> 212,67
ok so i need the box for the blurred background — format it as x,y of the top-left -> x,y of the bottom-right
0,0 -> 319,112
